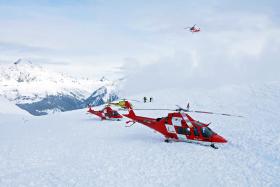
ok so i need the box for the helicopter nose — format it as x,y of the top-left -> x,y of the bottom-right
212,134 -> 227,143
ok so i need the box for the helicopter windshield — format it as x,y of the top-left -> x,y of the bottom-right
201,127 -> 214,138
112,111 -> 119,116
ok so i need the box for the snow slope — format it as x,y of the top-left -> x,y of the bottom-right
0,96 -> 29,115
0,82 -> 279,186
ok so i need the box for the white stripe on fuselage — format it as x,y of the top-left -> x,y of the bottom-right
176,134 -> 188,141
165,124 -> 176,133
181,113 -> 193,128
172,117 -> 182,126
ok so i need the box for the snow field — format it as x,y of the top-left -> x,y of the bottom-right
0,82 -> 279,186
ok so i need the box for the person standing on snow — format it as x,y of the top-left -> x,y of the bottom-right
143,96 -> 147,103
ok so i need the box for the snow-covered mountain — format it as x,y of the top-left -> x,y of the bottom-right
0,59 -> 120,115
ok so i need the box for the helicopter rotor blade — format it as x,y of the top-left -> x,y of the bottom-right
130,99 -> 141,102
131,108 -> 244,117
189,110 -> 244,118
119,98 -> 141,103
124,104 -> 244,118
175,105 -> 243,117
175,105 -> 189,112
133,108 -> 173,111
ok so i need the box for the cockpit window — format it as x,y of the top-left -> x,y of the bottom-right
186,128 -> 191,135
194,127 -> 199,136
112,111 -> 119,116
201,127 -> 214,138
177,127 -> 191,135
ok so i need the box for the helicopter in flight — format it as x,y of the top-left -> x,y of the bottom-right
87,104 -> 123,121
184,24 -> 201,33
123,101 -> 243,149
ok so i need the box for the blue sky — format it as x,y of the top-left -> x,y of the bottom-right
0,1 -> 279,86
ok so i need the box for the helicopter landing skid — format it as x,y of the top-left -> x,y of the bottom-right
210,143 -> 218,149
164,138 -> 219,149
164,139 -> 171,143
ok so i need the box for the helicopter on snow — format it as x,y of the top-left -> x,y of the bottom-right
109,98 -> 141,109
87,104 -> 123,121
123,101 -> 243,149
184,24 -> 201,33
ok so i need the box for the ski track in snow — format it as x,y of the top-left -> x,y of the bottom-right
0,82 -> 280,187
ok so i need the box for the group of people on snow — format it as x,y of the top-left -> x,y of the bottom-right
143,96 -> 153,103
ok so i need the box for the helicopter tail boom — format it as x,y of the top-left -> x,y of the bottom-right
124,101 -> 136,117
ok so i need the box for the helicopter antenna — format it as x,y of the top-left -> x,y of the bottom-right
187,103 -> 190,111
131,108 -> 173,111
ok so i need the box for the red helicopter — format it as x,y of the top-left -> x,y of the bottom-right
184,24 -> 201,33
87,104 -> 123,121
123,101 -> 242,149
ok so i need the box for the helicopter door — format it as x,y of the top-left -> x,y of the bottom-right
172,117 -> 182,126
104,109 -> 110,117
194,127 -> 199,140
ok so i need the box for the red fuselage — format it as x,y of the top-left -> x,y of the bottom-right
88,106 -> 123,120
124,109 -> 227,144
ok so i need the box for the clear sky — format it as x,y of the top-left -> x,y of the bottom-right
0,1 -> 279,88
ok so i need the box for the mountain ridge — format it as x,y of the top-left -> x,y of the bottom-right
0,59 -> 120,115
